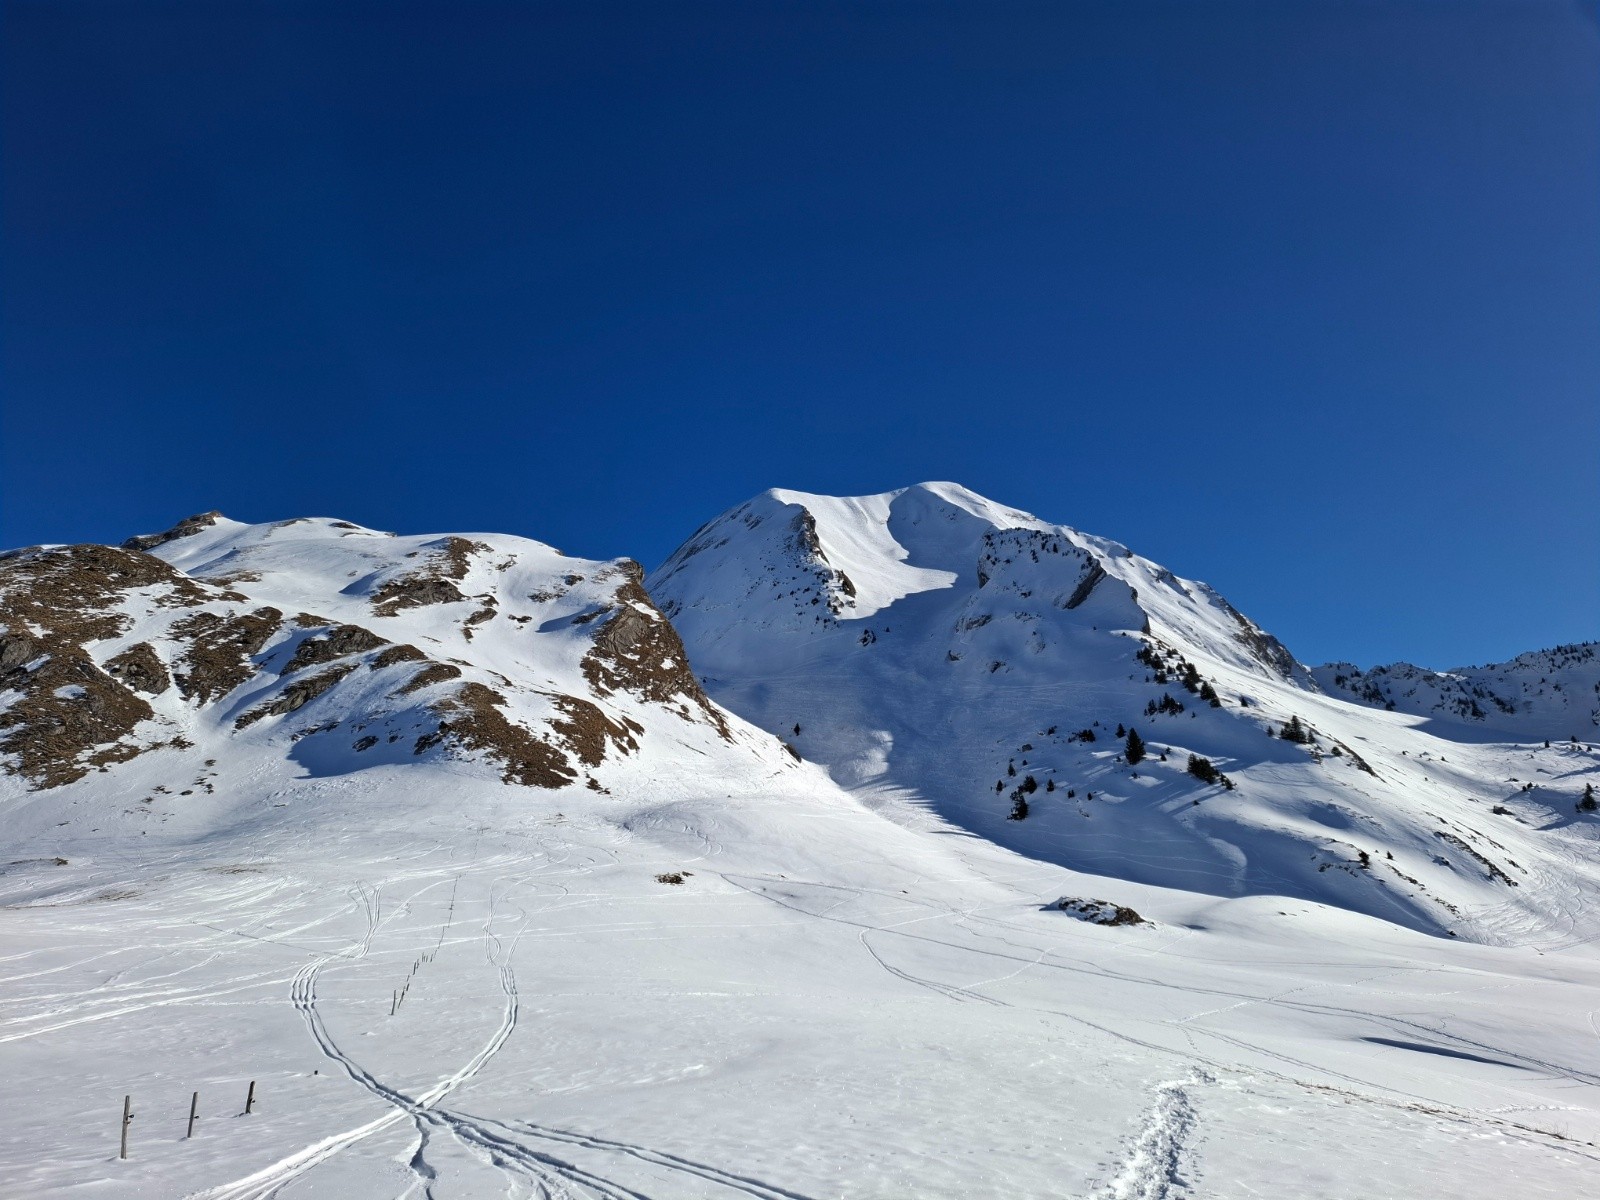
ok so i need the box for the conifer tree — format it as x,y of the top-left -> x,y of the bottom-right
1125,727 -> 1146,765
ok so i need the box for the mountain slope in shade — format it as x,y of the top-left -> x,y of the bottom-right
650,482 -> 1600,946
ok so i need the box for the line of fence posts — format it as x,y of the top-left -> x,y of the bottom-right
117,1080 -> 256,1159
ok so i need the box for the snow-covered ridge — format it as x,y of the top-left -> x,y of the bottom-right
0,511 -> 780,806
651,483 -> 1600,946
1315,642 -> 1600,741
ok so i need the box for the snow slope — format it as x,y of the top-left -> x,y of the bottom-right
651,483 -> 1600,947
1,498 -> 1597,1199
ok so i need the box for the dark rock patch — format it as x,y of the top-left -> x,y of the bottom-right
549,694 -> 640,766
424,682 -> 576,788
104,643 -> 170,696
122,511 -> 223,553
170,608 -> 284,703
1051,897 -> 1147,926
235,663 -> 357,729
371,644 -> 429,671
393,661 -> 463,695
0,649 -> 153,789
283,624 -> 388,674
371,536 -> 486,616
583,564 -> 729,738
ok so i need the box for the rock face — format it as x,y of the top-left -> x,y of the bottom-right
0,513 -> 764,798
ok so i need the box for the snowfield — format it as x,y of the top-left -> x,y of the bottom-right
1,488 -> 1597,1198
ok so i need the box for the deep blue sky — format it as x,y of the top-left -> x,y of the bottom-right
3,2 -> 1596,669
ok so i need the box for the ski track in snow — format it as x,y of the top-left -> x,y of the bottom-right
188,874 -> 812,1200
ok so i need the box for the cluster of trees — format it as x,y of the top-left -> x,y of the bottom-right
1145,693 -> 1185,718
1186,754 -> 1235,789
1136,640 -> 1222,707
1276,715 -> 1313,744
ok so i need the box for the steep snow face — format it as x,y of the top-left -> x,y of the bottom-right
651,484 -> 1600,945
1315,643 -> 1600,742
0,512 -> 794,812
653,482 -> 1307,684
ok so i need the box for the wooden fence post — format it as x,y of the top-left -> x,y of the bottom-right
187,1091 -> 199,1138
119,1094 -> 132,1160
245,1080 -> 256,1115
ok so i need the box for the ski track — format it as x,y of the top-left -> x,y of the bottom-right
189,877 -> 809,1200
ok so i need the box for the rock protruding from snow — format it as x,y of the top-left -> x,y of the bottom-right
1052,897 -> 1147,926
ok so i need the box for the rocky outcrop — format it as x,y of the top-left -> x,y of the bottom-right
421,682 -> 577,788
122,511 -> 224,553
0,545 -> 205,788
169,608 -> 284,703
371,537 -> 486,615
581,565 -> 729,737
104,643 -> 170,696
0,647 -> 154,789
236,664 -> 359,728
283,623 -> 389,674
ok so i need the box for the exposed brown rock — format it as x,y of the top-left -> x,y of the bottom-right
170,608 -> 283,703
0,632 -> 38,673
371,536 -> 486,616
0,545 -> 212,789
582,563 -> 729,737
282,624 -> 388,674
122,511 -> 223,553
0,649 -> 153,789
425,682 -> 576,787
394,661 -> 463,695
0,543 -> 204,644
371,644 -> 429,670
549,694 -> 639,766
463,604 -> 496,631
104,643 -> 170,695
235,664 -> 358,729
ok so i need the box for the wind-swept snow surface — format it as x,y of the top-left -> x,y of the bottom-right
1,496 -> 1597,1198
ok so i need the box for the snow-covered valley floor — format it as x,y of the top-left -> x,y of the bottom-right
5,763 -> 1599,1199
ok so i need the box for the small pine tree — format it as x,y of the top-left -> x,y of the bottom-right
1046,778 -> 1056,792
1187,754 -> 1219,785
1115,723 -> 1126,738
1008,792 -> 1029,820
1580,783 -> 1598,814
1125,728 -> 1146,765
1281,715 -> 1311,744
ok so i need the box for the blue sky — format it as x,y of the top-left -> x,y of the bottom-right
3,1 -> 1596,669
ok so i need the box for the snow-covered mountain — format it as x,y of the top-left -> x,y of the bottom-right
651,482 -> 1600,946
4,492 -> 1599,1200
0,510 -> 800,824
1314,643 -> 1600,742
